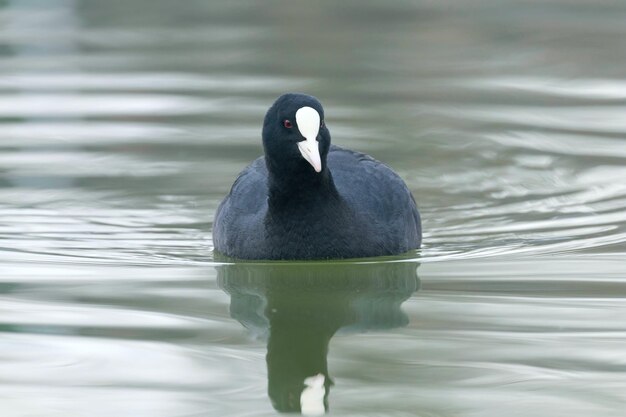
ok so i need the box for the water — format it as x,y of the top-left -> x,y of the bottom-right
1,0 -> 625,415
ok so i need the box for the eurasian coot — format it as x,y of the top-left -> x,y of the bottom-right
213,93 -> 421,260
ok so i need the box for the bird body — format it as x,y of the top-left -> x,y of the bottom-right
213,94 -> 421,260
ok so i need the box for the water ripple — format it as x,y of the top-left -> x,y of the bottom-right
1,2 -> 626,415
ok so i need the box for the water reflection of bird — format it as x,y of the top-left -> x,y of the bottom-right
218,260 -> 420,414
213,93 -> 421,260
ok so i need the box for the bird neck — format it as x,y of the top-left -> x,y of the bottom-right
267,165 -> 340,211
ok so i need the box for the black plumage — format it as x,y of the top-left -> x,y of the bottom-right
213,93 -> 421,260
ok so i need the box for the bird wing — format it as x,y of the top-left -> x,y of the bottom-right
327,145 -> 420,233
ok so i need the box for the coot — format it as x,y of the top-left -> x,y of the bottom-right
213,93 -> 421,260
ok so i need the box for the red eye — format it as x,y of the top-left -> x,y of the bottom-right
283,119 -> 293,129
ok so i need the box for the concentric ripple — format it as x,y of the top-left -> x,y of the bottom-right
1,1 -> 626,417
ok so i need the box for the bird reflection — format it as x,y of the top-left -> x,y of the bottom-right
217,259 -> 420,414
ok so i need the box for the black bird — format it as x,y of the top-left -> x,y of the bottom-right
213,93 -> 421,260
